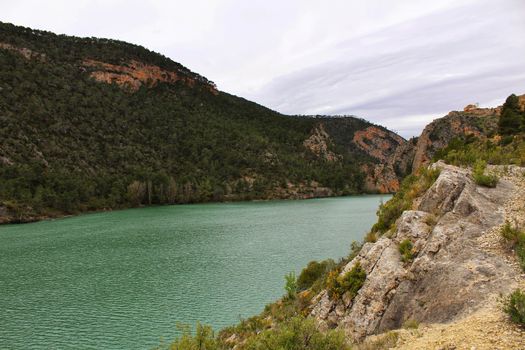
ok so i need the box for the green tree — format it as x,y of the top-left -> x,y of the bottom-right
498,94 -> 522,135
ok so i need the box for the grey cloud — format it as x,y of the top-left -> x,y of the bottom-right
2,0 -> 524,138
247,0 -> 525,137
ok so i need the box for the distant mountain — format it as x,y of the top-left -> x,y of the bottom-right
0,21 -> 412,223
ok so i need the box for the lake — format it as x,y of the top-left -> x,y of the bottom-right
0,195 -> 388,349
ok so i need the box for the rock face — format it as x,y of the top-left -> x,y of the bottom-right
83,59 -> 218,94
303,120 -> 416,194
310,161 -> 523,341
303,124 -> 340,162
353,126 -> 415,193
411,107 -> 499,172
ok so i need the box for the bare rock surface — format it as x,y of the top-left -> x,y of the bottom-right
310,161 -> 525,343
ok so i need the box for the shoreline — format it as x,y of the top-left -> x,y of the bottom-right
0,191 -> 391,226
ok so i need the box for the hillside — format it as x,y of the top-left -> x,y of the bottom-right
157,94 -> 525,349
0,21 -> 411,223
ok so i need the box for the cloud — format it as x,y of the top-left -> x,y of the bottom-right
1,0 -> 524,137
246,0 -> 525,137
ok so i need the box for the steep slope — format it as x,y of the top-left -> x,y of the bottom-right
411,104 -> 500,172
309,162 -> 525,347
0,22 -> 412,223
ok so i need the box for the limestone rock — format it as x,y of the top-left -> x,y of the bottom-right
310,163 -> 523,342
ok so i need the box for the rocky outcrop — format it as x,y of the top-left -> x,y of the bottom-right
411,106 -> 500,172
352,126 -> 415,193
83,59 -> 218,94
303,124 -> 340,162
310,161 -> 524,341
0,42 -> 45,61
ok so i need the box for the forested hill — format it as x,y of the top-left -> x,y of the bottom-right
0,21 -> 412,223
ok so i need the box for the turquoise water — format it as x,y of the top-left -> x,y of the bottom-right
0,196 -> 388,349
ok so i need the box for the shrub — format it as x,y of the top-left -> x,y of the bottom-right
502,289 -> 525,327
348,241 -> 363,261
501,221 -> 525,271
372,167 -> 440,234
402,318 -> 419,329
398,239 -> 414,263
296,259 -> 335,292
243,316 -> 351,350
472,160 -> 498,187
364,231 -> 377,243
327,262 -> 366,300
356,332 -> 399,350
435,134 -> 525,168
284,272 -> 298,300
165,323 -> 223,350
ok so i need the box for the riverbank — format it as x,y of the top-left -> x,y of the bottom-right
0,189 -> 390,225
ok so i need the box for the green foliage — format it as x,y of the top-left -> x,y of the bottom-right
242,316 -> 351,350
398,239 -> 414,263
434,135 -> 525,168
326,262 -> 366,300
285,272 -> 298,300
0,22 -> 391,221
372,167 -> 440,234
498,94 -> 525,136
355,331 -> 398,350
502,289 -> 525,327
402,319 -> 419,329
364,231 -> 377,243
162,323 -> 224,350
472,160 -> 498,188
348,241 -> 363,261
296,259 -> 335,292
501,221 -> 525,271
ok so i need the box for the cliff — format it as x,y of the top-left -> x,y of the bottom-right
411,105 -> 500,172
309,161 -> 525,348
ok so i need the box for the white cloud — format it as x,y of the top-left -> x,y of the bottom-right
1,0 -> 524,137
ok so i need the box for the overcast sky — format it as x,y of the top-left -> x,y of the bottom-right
2,0 -> 524,137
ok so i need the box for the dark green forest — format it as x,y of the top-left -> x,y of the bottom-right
0,22 -> 390,222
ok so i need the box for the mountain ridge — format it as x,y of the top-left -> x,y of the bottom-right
0,21 -> 411,224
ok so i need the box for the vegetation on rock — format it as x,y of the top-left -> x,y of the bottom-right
326,262 -> 366,300
472,160 -> 498,188
501,221 -> 525,271
502,289 -> 525,327
296,259 -> 336,292
242,316 -> 350,350
398,239 -> 414,263
371,167 -> 440,234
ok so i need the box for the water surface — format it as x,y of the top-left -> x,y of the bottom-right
0,196 -> 388,349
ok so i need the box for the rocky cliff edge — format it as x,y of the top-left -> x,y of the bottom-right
310,161 -> 525,347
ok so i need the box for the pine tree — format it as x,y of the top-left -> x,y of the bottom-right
498,94 -> 522,135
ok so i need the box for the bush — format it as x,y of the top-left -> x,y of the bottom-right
472,160 -> 498,187
372,167 -> 440,234
364,231 -> 377,243
296,260 -> 335,291
348,241 -> 363,261
435,135 -> 525,168
502,289 -> 525,327
356,331 -> 399,350
164,323 -> 223,350
501,221 -> 525,271
398,239 -> 414,263
327,262 -> 366,300
243,316 -> 351,350
284,272 -> 298,300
